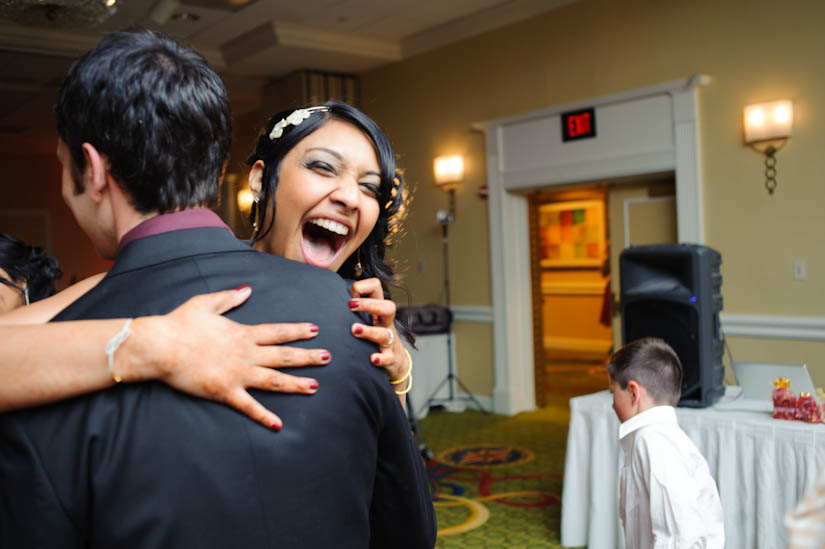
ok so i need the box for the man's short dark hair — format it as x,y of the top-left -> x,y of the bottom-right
56,29 -> 231,214
606,337 -> 683,406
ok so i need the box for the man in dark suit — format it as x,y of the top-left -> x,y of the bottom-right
0,30 -> 435,548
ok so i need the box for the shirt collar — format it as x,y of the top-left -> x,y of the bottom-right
118,209 -> 231,254
618,405 -> 678,442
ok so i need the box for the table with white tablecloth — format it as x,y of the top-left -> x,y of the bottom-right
560,388 -> 825,548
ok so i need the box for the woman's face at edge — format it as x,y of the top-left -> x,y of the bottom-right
253,119 -> 382,272
0,267 -> 25,314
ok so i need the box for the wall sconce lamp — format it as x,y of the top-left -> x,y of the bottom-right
433,155 -> 463,222
743,99 -> 793,194
237,187 -> 254,213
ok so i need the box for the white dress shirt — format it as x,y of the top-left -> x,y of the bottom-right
618,405 -> 725,549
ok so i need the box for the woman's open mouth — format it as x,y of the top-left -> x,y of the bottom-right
301,217 -> 350,269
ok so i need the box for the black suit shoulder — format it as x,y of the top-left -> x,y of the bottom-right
0,228 -> 435,548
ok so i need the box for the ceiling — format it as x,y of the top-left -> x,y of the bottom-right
0,0 -> 576,141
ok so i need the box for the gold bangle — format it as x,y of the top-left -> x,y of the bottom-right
395,372 -> 413,395
390,348 -> 413,385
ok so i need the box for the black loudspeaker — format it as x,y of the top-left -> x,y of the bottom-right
620,244 -> 725,408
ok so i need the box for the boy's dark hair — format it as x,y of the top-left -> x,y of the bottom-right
0,232 -> 62,303
606,337 -> 682,405
56,29 -> 231,214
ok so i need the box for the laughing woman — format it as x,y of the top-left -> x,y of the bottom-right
0,102 -> 414,429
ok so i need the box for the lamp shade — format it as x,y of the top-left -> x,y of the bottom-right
433,155 -> 464,185
744,100 -> 793,143
237,188 -> 254,212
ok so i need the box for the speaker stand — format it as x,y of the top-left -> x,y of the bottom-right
421,206 -> 487,415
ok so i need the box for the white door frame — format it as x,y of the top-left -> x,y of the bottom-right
473,76 -> 708,415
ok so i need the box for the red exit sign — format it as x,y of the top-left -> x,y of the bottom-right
561,107 -> 596,142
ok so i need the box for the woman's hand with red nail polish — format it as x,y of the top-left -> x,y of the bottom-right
349,278 -> 408,405
148,287 -> 329,431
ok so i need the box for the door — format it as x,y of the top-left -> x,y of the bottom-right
529,186 -> 612,406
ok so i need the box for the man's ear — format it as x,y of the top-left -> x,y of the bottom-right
80,143 -> 110,203
248,160 -> 265,200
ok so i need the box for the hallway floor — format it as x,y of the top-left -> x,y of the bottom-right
542,354 -> 610,408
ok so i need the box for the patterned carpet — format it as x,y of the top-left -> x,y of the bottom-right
417,363 -> 604,548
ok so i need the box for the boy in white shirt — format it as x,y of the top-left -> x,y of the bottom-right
607,337 -> 725,549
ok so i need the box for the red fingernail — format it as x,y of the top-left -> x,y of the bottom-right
348,299 -> 359,309
353,325 -> 364,335
309,381 -> 319,390
372,356 -> 381,365
309,324 -> 319,334
235,284 -> 250,292
270,422 -> 281,431
320,351 -> 331,362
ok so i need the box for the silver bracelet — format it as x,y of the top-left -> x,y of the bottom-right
105,318 -> 133,383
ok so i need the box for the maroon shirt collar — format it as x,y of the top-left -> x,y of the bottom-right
118,209 -> 232,254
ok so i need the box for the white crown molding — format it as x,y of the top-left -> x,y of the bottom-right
402,0 -> 579,59
272,21 -> 401,61
721,314 -> 825,342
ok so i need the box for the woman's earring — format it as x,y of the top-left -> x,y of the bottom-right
354,249 -> 363,277
252,197 -> 260,232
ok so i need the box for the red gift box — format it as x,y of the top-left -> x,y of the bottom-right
772,378 -> 797,420
796,392 -> 822,424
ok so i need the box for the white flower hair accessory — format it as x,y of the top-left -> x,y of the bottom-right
268,106 -> 329,141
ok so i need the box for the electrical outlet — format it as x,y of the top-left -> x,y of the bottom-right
793,261 -> 806,281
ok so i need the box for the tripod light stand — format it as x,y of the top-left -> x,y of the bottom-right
421,156 -> 487,415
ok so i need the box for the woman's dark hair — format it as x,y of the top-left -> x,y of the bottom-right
246,101 -> 414,345
0,233 -> 62,303
55,29 -> 231,214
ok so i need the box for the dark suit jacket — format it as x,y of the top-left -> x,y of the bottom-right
0,227 -> 436,548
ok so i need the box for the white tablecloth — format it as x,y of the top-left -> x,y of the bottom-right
560,388 -> 825,548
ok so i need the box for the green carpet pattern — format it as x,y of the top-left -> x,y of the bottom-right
418,403 -> 574,548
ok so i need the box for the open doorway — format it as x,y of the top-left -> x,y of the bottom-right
529,175 -> 676,407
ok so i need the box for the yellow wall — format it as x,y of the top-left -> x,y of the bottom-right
454,322 -> 495,396
361,0 -> 825,393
